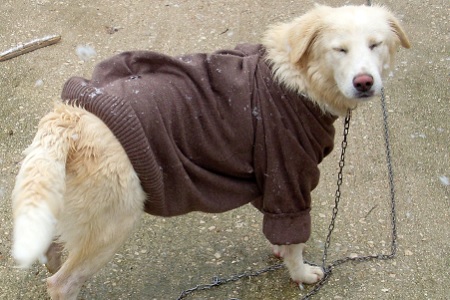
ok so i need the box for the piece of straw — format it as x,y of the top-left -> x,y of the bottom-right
0,35 -> 61,62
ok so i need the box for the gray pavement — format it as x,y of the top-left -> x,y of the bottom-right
0,0 -> 448,299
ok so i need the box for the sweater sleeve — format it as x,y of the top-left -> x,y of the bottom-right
253,121 -> 321,245
250,66 -> 324,245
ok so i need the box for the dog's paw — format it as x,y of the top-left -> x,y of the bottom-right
290,264 -> 324,285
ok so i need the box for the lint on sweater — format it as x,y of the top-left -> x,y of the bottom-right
61,43 -> 337,245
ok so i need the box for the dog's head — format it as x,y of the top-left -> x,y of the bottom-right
264,5 -> 410,116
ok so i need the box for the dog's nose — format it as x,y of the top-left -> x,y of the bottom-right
353,74 -> 374,92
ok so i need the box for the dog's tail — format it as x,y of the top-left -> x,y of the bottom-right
12,106 -> 75,268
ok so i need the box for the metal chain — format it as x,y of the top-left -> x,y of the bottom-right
300,89 -> 398,299
176,89 -> 398,299
380,88 -> 398,258
322,109 -> 352,267
295,109 -> 353,300
176,264 -> 284,300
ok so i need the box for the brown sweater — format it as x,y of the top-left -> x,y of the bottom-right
61,44 -> 337,245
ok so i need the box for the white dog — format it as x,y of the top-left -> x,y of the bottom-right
12,5 -> 409,299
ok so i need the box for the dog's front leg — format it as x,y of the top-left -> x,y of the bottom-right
273,243 -> 324,286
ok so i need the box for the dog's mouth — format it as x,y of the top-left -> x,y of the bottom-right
355,90 -> 376,99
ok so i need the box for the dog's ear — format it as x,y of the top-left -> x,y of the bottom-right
387,16 -> 411,49
288,11 -> 323,66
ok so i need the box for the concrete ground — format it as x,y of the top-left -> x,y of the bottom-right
0,0 -> 448,299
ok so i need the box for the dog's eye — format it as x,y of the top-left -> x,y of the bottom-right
333,47 -> 348,54
369,42 -> 382,50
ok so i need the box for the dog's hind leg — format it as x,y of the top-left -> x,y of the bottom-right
46,159 -> 145,299
45,108 -> 146,299
46,210 -> 141,300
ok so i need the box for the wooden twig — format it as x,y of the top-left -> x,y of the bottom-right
0,35 -> 61,62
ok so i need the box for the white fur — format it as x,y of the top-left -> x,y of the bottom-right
12,203 -> 56,267
11,5 -> 409,299
12,128 -> 68,268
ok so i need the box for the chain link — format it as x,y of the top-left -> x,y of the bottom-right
322,109 -> 352,268
176,264 -> 284,300
380,88 -> 398,258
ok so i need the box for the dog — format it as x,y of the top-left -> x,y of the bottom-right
11,5 -> 410,299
